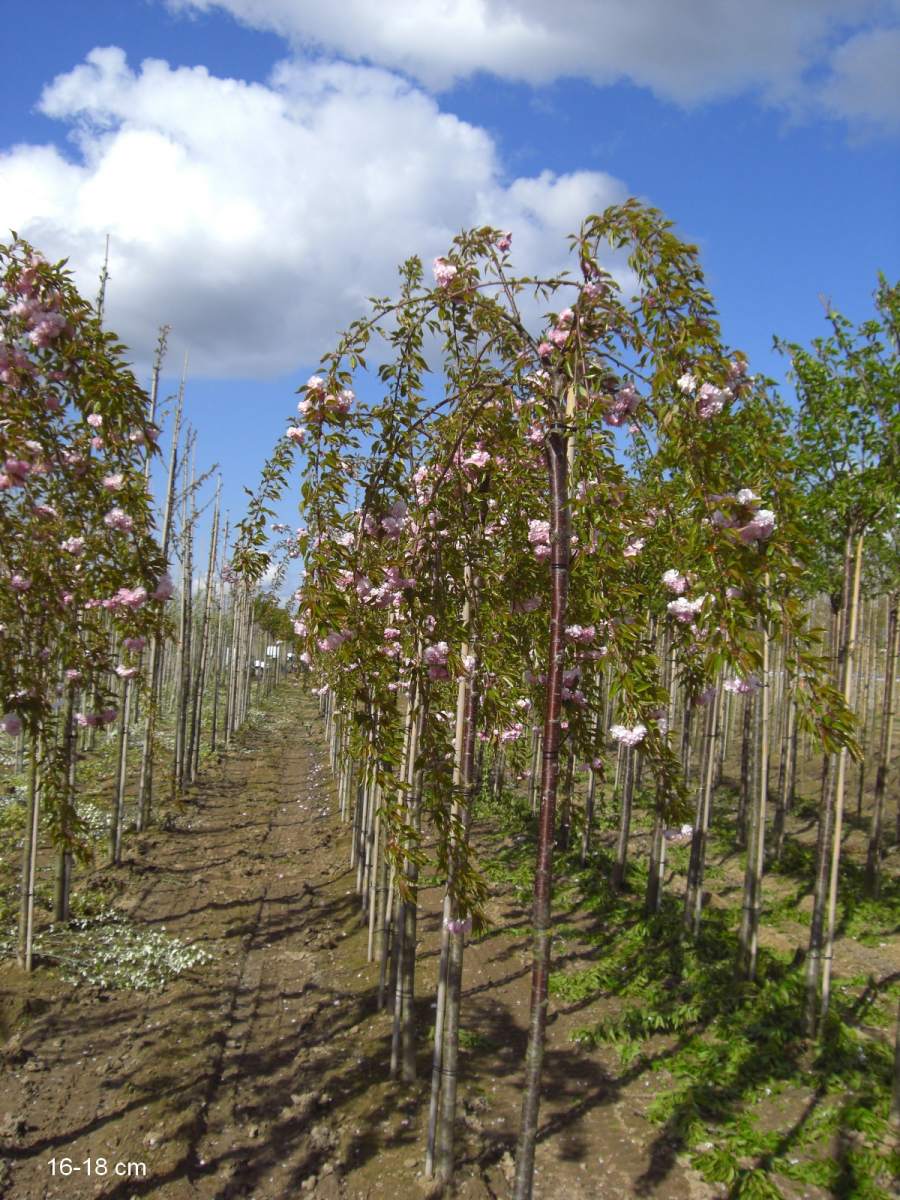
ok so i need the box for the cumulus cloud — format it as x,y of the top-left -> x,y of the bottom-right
0,47 -> 630,378
816,27 -> 900,134
165,0 -> 900,120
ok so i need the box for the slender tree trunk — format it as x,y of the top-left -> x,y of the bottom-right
18,732 -> 40,971
611,747 -> 635,891
684,682 -> 721,936
109,676 -> 132,865
737,602 -> 770,981
55,686 -> 77,922
820,533 -> 865,1024
866,590 -> 897,895
514,424 -> 570,1200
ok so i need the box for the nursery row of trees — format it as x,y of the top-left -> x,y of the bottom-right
238,207 -> 896,1198
0,240 -> 300,973
1,209 -> 897,1200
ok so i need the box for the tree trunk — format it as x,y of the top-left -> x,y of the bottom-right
737,602 -> 770,981
514,424 -> 570,1200
866,590 -> 897,895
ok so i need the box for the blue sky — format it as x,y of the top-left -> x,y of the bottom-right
2,0 -> 898,590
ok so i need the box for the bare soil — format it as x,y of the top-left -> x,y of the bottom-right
0,680 -> 896,1199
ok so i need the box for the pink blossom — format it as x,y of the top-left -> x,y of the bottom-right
736,508 -> 776,543
444,915 -> 472,936
10,574 -> 31,592
695,685 -> 717,706
603,383 -> 640,427
677,372 -> 697,395
565,624 -> 595,644
104,508 -> 133,532
696,383 -> 729,419
610,723 -> 647,747
462,448 -> 491,470
87,413 -> 103,428
65,669 -> 82,684
424,642 -> 449,667
102,472 -> 125,491
383,627 -> 401,641
123,637 -> 146,652
285,425 -> 306,446
32,503 -> 57,518
533,544 -> 551,563
496,232 -> 512,252
723,675 -> 760,695
624,538 -> 645,558
115,665 -> 139,679
537,341 -> 554,359
433,257 -> 457,288
736,488 -> 760,505
500,723 -> 525,743
662,569 -> 688,594
152,573 -> 174,601
667,595 -> 705,622
528,519 -> 550,545
1,713 -> 23,736
548,327 -> 569,347
293,619 -> 308,636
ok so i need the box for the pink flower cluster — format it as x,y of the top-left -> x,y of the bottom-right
500,722 -> 525,743
496,232 -> 512,252
104,508 -> 134,532
9,291 -> 68,347
529,519 -> 551,562
433,257 -> 458,288
297,376 -> 354,424
603,383 -> 640,427
610,723 -> 647,747
1,713 -> 23,736
317,629 -> 352,653
667,595 -> 706,623
723,675 -> 760,695
76,708 -> 118,728
624,537 -> 645,558
565,624 -> 595,644
424,641 -> 450,681
662,569 -> 688,594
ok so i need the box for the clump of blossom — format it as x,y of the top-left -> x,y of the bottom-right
662,569 -> 688,594
87,413 -> 103,428
565,624 -> 595,644
610,723 -> 647,747
500,723 -> 525,743
603,383 -> 640,427
123,637 -> 146,652
445,914 -> 472,936
528,519 -> 551,562
433,257 -> 457,288
65,669 -> 82,683
103,472 -> 125,491
723,675 -> 760,695
286,426 -> 306,445
115,665 -> 139,679
317,630 -> 352,653
104,507 -> 133,532
624,537 -> 645,558
664,824 -> 693,843
667,595 -> 705,622
10,575 -> 31,592
696,383 -> 729,419
1,713 -> 23,736
736,508 -> 776,543
153,573 -> 175,601
297,375 -> 354,424
677,372 -> 697,395
496,232 -> 512,252
293,619 -> 307,637
736,488 -> 760,505
424,641 -> 450,676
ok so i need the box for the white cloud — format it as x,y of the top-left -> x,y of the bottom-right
816,27 -> 900,133
165,0 -> 900,117
0,47 -> 629,378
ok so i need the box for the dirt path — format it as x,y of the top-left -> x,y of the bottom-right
1,682 -> 718,1200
